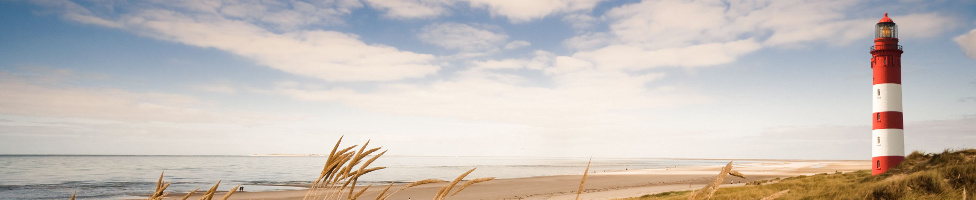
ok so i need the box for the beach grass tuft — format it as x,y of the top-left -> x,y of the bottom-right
301,137 -> 491,200
149,172 -> 171,200
131,174 -> 234,200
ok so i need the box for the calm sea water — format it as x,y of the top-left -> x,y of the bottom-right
0,155 -> 733,199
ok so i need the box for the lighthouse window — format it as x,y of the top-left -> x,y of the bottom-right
877,113 -> 881,121
877,89 -> 881,98
877,137 -> 881,146
877,160 -> 881,169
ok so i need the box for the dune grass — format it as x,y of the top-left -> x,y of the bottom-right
626,149 -> 976,200
302,137 -> 494,200
138,173 -> 238,200
95,137 -> 493,200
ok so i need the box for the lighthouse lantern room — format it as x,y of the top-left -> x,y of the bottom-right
871,13 -> 905,175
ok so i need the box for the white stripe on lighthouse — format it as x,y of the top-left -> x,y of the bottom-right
872,129 -> 905,157
872,83 -> 903,112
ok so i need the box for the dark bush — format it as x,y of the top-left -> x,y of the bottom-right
942,164 -> 976,191
871,184 -> 905,200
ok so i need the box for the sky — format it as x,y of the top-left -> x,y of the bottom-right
1,0 -> 975,159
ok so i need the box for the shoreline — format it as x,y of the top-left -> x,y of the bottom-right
160,159 -> 869,200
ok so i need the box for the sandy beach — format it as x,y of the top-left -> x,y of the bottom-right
165,160 -> 869,200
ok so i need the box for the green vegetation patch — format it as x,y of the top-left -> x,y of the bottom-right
626,149 -> 976,200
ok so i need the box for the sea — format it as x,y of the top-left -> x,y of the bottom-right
0,155 -> 735,199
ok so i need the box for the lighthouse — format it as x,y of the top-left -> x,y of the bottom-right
871,13 -> 904,175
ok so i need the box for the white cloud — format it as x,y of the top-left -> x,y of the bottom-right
886,13 -> 956,39
34,0 -> 438,82
418,23 -> 510,56
599,0 -> 954,49
365,0 -> 453,19
956,28 -> 976,60
563,0 -> 956,71
575,39 -> 762,70
603,0 -> 867,48
30,0 -> 123,28
604,0 -> 733,49
466,0 -> 607,23
276,51 -> 707,129
563,32 -> 611,50
504,40 -> 531,49
470,50 -> 553,70
547,56 -> 593,75
193,84 -> 237,94
562,13 -> 597,30
130,11 -> 438,81
0,71 -> 253,123
153,0 -> 364,31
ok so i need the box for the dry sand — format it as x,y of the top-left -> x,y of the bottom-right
164,160 -> 868,200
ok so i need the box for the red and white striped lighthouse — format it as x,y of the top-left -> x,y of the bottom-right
871,13 -> 904,175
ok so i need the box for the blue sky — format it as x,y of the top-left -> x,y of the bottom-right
1,0 -> 975,159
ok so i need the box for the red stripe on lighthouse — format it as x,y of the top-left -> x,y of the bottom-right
872,60 -> 901,84
872,156 -> 905,175
872,112 -> 904,130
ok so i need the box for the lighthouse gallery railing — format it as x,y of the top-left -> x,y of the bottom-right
870,45 -> 903,51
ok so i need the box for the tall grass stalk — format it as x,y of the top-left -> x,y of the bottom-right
377,179 -> 446,200
435,168 -> 476,200
688,161 -> 734,200
374,182 -> 394,200
180,188 -> 199,200
576,158 -> 592,200
759,189 -> 788,200
451,177 -> 495,197
220,185 -> 240,200
199,180 -> 222,200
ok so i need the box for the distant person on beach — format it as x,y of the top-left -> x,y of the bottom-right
240,186 -> 244,192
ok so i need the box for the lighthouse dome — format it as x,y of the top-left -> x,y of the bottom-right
879,13 -> 893,23
876,13 -> 897,38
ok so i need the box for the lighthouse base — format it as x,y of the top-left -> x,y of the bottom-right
872,156 -> 905,175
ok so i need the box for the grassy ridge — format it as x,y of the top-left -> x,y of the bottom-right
628,149 -> 976,200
